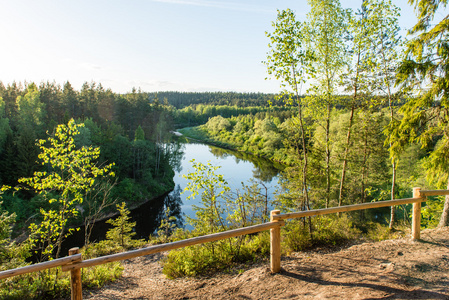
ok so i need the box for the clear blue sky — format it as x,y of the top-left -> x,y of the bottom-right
0,0 -> 438,94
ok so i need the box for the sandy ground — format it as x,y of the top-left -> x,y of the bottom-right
83,227 -> 449,299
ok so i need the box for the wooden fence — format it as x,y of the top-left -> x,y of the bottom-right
1,187 -> 448,300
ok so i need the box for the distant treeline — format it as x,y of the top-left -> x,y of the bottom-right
147,91 -> 281,109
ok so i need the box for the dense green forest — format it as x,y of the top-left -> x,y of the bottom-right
1,0 -> 449,297
0,82 -> 287,223
0,82 -> 176,223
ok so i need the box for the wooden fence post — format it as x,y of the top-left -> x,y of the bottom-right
270,210 -> 281,273
69,247 -> 83,300
412,187 -> 422,240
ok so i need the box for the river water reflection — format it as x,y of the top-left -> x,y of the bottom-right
173,141 -> 283,228
63,139 -> 283,249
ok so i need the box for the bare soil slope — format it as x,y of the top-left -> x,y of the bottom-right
85,227 -> 449,299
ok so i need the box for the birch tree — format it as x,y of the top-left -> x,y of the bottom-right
304,0 -> 350,207
365,0 -> 403,228
338,4 -> 374,208
265,9 -> 312,211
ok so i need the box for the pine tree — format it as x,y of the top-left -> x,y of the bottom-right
395,0 -> 449,227
106,202 -> 137,249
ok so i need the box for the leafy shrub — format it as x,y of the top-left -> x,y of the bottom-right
0,199 -> 127,299
421,196 -> 444,228
282,220 -> 312,252
0,262 -> 123,299
82,262 -> 123,288
162,232 -> 270,278
312,215 -> 360,246
0,269 -> 70,299
83,239 -> 123,257
366,222 -> 407,241
282,215 -> 361,253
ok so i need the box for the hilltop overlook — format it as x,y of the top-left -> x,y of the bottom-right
2,0 -> 449,298
86,227 -> 449,299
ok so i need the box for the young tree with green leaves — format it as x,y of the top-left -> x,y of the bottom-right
394,0 -> 449,227
265,9 -> 312,211
156,207 -> 178,243
338,4 -> 374,208
17,119 -> 115,259
304,0 -> 350,208
365,0 -> 403,229
183,159 -> 230,233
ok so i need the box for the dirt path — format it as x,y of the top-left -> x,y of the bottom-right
84,227 -> 449,299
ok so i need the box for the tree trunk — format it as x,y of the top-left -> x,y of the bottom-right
389,160 -> 396,229
339,48 -> 360,208
388,106 -> 396,229
326,104 -> 331,208
338,105 -> 355,207
291,63 -> 309,212
438,178 -> 449,227
361,120 -> 368,204
381,32 -> 397,230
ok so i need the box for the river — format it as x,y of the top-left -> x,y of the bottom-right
173,141 -> 283,227
63,139 -> 283,249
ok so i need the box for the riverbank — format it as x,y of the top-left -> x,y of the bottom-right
177,127 -> 238,151
84,227 -> 449,299
177,126 -> 289,167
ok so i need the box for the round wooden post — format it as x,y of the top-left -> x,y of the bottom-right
270,210 -> 281,273
412,187 -> 422,241
69,247 -> 83,300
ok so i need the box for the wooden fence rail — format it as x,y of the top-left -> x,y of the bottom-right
61,221 -> 284,272
419,190 -> 449,197
271,197 -> 425,221
0,187 -> 448,300
0,253 -> 82,280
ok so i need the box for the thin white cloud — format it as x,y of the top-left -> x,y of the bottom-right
127,79 -> 176,90
80,62 -> 102,71
151,0 -> 271,13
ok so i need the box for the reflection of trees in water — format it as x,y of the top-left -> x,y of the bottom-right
130,196 -> 165,239
208,144 -> 283,182
252,162 -> 280,182
166,140 -> 186,173
209,146 -> 232,159
163,185 -> 184,228
129,185 -> 183,239
106,186 -> 185,241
